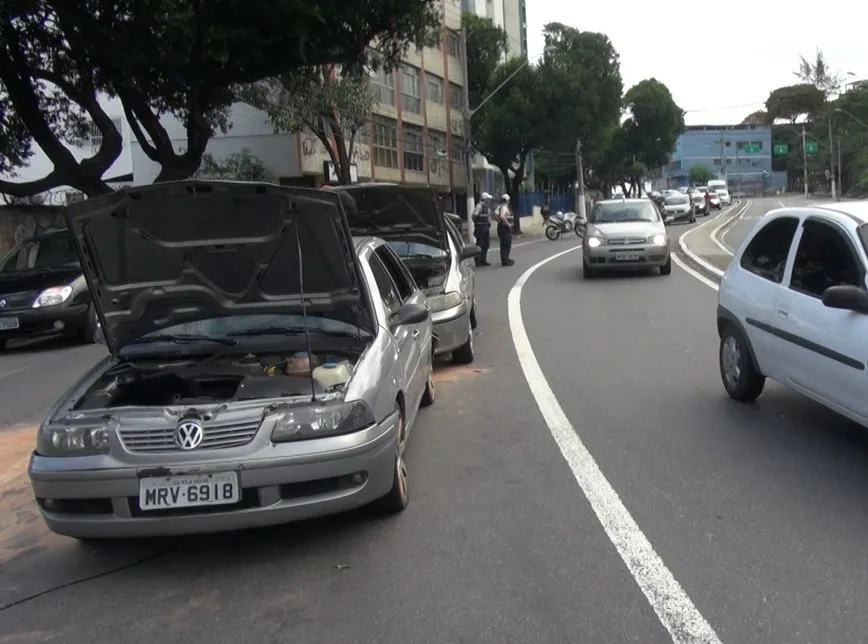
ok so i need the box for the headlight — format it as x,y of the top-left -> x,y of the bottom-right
270,400 -> 375,443
37,418 -> 116,456
428,291 -> 462,312
32,285 -> 73,308
649,234 -> 667,246
587,236 -> 603,248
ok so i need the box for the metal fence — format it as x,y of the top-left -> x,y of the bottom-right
517,190 -> 575,216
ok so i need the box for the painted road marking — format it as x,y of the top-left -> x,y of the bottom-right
709,202 -> 752,256
671,253 -> 720,291
676,202 -> 742,278
508,246 -> 722,644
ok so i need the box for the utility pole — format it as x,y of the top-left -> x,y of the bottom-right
828,117 -> 837,200
802,125 -> 809,199
574,139 -> 587,221
460,24 -> 474,243
837,137 -> 843,198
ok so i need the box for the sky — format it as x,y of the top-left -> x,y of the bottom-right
525,0 -> 868,126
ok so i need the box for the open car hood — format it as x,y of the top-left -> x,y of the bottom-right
333,183 -> 449,251
64,181 -> 375,354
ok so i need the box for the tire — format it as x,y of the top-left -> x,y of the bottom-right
719,324 -> 765,402
582,263 -> 598,279
452,320 -> 474,364
80,305 -> 98,344
371,404 -> 409,514
660,256 -> 672,275
469,299 -> 478,330
420,371 -> 435,407
0,338 -> 6,351
545,225 -> 561,241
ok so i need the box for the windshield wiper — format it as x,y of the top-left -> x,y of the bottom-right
127,334 -> 238,346
227,325 -> 361,338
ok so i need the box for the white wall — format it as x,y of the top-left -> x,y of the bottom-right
130,102 -> 301,185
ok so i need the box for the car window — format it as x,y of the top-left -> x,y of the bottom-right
664,196 -> 689,206
789,220 -> 862,298
0,232 -> 79,273
374,245 -> 415,301
739,216 -> 799,283
368,254 -> 401,312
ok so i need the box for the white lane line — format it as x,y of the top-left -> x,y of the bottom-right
0,366 -> 27,382
709,201 -> 751,256
508,246 -> 722,644
778,200 -> 785,207
671,253 -> 720,291
676,203 -> 740,278
513,238 -> 546,249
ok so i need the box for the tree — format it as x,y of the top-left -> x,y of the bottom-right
472,58 -> 538,232
193,148 -> 273,182
620,79 -> 685,195
462,12 -> 508,109
765,84 -> 826,123
689,165 -> 713,185
240,65 -> 372,186
795,48 -> 841,97
1,0 -> 442,197
741,110 -> 770,125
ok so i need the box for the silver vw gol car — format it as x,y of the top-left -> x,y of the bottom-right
27,180 -> 435,540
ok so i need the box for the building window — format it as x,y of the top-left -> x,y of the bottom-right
371,68 -> 395,106
713,159 -> 721,166
451,136 -> 465,163
373,116 -> 399,168
401,65 -> 421,114
447,31 -> 461,58
449,83 -> 464,110
404,124 -> 425,172
426,73 -> 443,104
725,141 -> 731,147
429,131 -> 447,157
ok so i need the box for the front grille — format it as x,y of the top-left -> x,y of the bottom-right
608,237 -> 646,246
0,289 -> 37,310
118,419 -> 261,453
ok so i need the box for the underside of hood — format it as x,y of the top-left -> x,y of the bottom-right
65,181 -> 375,353
333,183 -> 448,250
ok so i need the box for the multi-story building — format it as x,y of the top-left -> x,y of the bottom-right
661,124 -> 775,193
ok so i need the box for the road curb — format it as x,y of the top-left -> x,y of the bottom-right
674,201 -> 744,279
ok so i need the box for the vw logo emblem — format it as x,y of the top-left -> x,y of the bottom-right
175,420 -> 204,450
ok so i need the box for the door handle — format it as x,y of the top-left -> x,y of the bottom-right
412,329 -> 420,338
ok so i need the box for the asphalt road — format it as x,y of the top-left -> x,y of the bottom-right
4,218 -> 868,642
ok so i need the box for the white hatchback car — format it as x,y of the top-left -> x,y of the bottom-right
717,202 -> 868,427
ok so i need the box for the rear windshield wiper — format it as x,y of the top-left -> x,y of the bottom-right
127,334 -> 238,346
227,326 -> 361,338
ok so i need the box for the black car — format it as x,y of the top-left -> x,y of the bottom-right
0,227 -> 96,350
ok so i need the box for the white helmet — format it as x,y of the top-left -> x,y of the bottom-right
480,192 -> 493,201
556,210 -> 563,216
501,193 -> 510,202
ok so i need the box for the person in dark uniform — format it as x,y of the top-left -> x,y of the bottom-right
495,193 -> 514,266
472,192 -> 493,266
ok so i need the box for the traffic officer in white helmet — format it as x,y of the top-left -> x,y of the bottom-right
494,193 -> 514,266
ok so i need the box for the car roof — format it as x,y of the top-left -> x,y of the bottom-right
597,198 -> 650,205
807,201 -> 868,224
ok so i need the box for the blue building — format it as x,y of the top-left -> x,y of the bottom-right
661,125 -> 785,193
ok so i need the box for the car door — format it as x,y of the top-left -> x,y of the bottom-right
729,215 -> 801,380
444,217 -> 474,309
775,217 -> 868,418
372,245 -> 430,419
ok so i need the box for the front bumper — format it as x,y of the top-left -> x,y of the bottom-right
663,209 -> 693,222
431,302 -> 471,355
0,303 -> 89,343
584,243 -> 670,269
28,412 -> 399,539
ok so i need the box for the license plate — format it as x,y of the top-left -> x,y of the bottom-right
614,253 -> 640,261
138,472 -> 240,510
0,317 -> 19,331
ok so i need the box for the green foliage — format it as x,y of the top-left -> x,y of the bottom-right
689,165 -> 713,185
240,65 -> 373,185
194,148 -> 273,182
765,84 -> 826,123
795,49 -> 841,96
741,110 -> 770,125
462,12 -> 508,109
0,0 -> 441,197
621,78 -> 685,172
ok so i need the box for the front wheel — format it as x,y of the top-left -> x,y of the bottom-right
719,325 -> 765,402
545,225 -> 562,241
452,319 -> 474,364
371,404 -> 409,514
660,256 -> 672,275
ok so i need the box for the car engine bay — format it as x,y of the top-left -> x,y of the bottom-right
74,350 -> 359,410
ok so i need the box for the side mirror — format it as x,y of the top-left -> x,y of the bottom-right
94,322 -> 106,345
389,302 -> 429,327
821,285 -> 868,314
460,245 -> 481,261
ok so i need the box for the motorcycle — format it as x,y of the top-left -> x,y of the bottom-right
545,211 -> 579,240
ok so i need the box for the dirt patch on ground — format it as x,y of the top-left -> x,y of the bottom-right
432,365 -> 487,383
0,426 -> 60,563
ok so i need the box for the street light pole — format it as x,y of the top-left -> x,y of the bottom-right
574,139 -> 586,221
460,25 -> 475,243
828,116 -> 837,200
837,137 -> 843,196
802,125 -> 809,199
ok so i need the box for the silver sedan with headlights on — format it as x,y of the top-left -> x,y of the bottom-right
582,199 -> 672,278
28,180 -> 436,540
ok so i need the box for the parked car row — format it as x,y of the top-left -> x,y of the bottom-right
14,180 -> 481,541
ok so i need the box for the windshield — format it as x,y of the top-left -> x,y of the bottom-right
590,202 -> 658,223
715,188 -> 729,194
0,231 -> 79,273
143,314 -> 365,339
386,239 -> 448,260
665,196 -> 689,206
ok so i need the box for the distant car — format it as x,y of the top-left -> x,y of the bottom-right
706,190 -> 722,209
335,183 -> 481,364
0,227 -> 98,350
717,202 -> 868,430
28,181 -> 436,540
716,188 -> 732,206
690,190 -> 708,216
582,198 -> 671,278
662,193 -> 696,223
